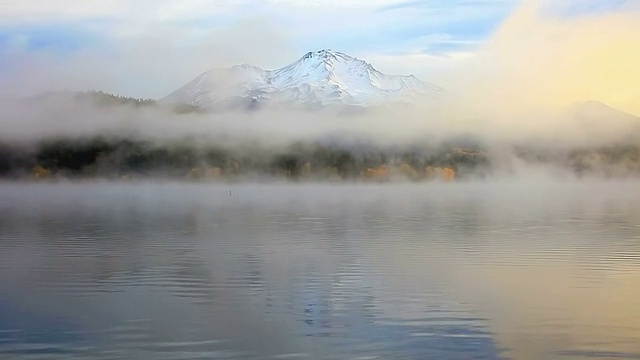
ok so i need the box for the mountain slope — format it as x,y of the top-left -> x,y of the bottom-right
164,50 -> 444,108
570,101 -> 640,144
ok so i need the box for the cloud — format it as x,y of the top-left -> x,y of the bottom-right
553,0 -> 628,17
0,18 -> 296,99
377,0 -> 513,12
0,1 -> 131,23
0,1 -> 248,25
365,50 -> 476,81
0,0 -> 514,98
436,0 -> 640,117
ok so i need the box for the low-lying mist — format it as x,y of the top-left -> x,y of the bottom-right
2,0 -> 639,182
0,91 -> 639,182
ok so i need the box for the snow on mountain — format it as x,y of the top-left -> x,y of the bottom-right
164,49 -> 444,108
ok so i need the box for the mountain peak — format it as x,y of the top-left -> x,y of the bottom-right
298,50 -> 361,72
164,50 -> 444,109
302,49 -> 350,60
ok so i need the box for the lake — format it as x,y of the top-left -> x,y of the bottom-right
1,181 -> 640,359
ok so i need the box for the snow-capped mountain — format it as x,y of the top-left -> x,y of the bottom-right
164,50 -> 444,109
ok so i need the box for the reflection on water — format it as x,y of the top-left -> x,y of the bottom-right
0,182 -> 639,359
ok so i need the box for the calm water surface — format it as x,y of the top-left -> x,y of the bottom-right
1,182 -> 640,359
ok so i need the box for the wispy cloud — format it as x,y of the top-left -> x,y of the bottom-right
377,0 -> 513,12
0,0 -> 513,50
552,0 -> 630,17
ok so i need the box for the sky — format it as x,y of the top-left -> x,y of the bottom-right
0,0 -> 639,114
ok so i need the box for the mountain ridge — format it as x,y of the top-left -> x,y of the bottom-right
163,49 -> 444,109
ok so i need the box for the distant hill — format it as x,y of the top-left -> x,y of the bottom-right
26,90 -> 204,114
569,101 -> 640,145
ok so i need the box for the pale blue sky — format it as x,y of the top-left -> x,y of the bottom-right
0,0 -> 635,98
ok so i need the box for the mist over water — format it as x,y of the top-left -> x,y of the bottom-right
0,91 -> 639,182
1,182 -> 640,359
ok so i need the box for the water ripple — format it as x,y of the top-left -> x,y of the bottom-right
1,182 -> 640,359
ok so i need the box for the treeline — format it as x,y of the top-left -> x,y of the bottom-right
3,136 -> 639,181
514,144 -> 640,177
30,91 -> 204,114
79,91 -> 156,107
0,137 -> 490,181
